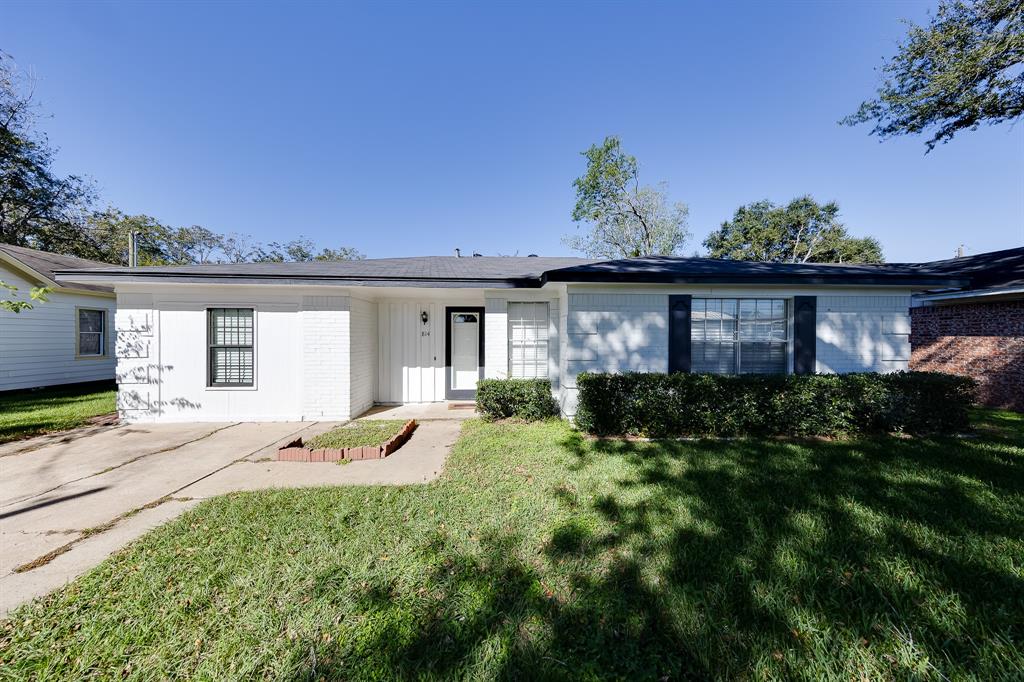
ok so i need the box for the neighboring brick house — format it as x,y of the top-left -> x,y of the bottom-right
910,247 -> 1024,411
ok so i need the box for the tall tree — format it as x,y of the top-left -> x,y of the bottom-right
843,0 -> 1024,150
252,237 -> 364,262
81,209 -> 176,265
167,225 -> 223,264
704,197 -> 885,264
563,136 -> 689,258
0,53 -> 95,251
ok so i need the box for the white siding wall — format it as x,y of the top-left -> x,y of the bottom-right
483,298 -> 507,379
0,262 -> 116,391
816,295 -> 912,373
561,287 -> 915,416
563,291 -> 669,415
349,296 -> 377,417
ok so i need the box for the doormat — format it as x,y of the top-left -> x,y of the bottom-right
448,403 -> 475,410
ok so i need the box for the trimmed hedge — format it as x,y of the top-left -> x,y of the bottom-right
476,379 -> 560,421
574,371 -> 977,437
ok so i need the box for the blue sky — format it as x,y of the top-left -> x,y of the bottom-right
4,0 -> 1022,262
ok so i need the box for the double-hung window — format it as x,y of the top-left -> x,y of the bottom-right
207,308 -> 254,387
691,298 -> 787,374
77,309 -> 106,357
508,302 -> 549,378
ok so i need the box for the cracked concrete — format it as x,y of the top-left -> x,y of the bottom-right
0,415 -> 459,616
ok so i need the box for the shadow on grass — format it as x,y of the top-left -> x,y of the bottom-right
286,420 -> 1023,679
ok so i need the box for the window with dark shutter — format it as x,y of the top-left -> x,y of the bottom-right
691,298 -> 787,374
207,308 -> 254,387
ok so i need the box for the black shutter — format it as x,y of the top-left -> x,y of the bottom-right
793,296 -> 816,375
668,295 -> 692,373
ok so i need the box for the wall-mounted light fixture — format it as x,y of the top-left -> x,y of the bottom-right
421,310 -> 429,325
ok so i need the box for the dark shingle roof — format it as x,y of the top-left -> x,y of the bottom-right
541,256 -> 967,287
53,256 -> 600,288
0,243 -> 115,293
58,256 -> 596,281
50,248 -> 1024,290
909,246 -> 1024,290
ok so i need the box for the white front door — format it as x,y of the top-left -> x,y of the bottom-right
450,312 -> 479,392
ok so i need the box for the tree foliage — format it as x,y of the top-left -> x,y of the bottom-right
703,197 -> 884,264
564,136 -> 689,258
0,52 -> 95,249
0,280 -> 49,313
844,0 -> 1024,150
252,238 -> 364,263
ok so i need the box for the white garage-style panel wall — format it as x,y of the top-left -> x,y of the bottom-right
377,300 -> 446,403
0,261 -> 116,391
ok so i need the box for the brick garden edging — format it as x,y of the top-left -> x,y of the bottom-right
277,419 -> 417,462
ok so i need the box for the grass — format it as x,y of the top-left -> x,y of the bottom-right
1,410 -> 1022,679
306,419 -> 408,449
0,380 -> 116,444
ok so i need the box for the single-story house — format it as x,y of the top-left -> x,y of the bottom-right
0,244 -> 116,391
52,250 -> 1018,423
909,247 -> 1023,411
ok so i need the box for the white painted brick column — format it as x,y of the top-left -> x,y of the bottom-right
114,293 -> 157,422
302,295 -> 350,420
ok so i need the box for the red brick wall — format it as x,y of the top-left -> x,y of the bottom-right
910,300 -> 1024,411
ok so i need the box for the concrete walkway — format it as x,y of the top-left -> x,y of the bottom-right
0,415 -> 461,616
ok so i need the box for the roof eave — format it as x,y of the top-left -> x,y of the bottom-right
541,271 -> 969,287
53,271 -> 542,289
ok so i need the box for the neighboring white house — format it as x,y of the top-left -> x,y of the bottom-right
53,254 -> 976,423
1,244 -> 117,391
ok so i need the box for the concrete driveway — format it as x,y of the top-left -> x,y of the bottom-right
0,416 -> 459,615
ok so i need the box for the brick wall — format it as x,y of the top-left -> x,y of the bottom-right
302,295 -> 350,420
910,300 -> 1024,411
348,296 -> 377,418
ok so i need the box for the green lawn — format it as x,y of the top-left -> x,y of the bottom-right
2,411 -> 1022,679
0,381 -> 116,444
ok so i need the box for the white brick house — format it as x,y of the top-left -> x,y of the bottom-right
53,254 -> 975,422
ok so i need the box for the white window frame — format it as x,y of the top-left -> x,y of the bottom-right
75,307 -> 106,359
206,307 -> 256,389
691,298 -> 789,375
507,302 -> 549,379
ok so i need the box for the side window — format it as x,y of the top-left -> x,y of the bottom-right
77,309 -> 106,357
208,308 -> 254,387
508,302 -> 549,378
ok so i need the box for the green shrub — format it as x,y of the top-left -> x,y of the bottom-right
574,371 -> 976,437
476,378 -> 560,421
